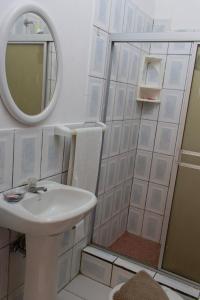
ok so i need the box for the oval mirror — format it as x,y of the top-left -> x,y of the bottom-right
5,12 -> 58,116
0,6 -> 61,125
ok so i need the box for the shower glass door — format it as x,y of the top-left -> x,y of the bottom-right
163,45 -> 200,283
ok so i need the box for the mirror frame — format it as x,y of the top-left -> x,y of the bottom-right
0,3 -> 62,125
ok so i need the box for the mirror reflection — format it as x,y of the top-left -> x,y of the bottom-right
6,13 -> 57,116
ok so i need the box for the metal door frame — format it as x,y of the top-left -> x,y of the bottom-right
99,31 -> 200,287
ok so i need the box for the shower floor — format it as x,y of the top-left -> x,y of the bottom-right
108,232 -> 161,268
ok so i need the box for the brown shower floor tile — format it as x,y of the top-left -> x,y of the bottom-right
108,232 -> 161,268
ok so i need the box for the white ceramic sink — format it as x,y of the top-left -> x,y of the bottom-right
0,181 -> 96,236
0,181 -> 97,300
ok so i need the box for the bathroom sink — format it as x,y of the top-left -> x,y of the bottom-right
0,180 -> 97,300
0,181 -> 97,236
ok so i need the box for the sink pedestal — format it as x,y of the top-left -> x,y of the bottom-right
24,235 -> 59,300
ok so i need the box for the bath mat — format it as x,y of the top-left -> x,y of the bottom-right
113,271 -> 169,300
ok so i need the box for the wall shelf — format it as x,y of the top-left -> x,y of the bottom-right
137,55 -> 165,103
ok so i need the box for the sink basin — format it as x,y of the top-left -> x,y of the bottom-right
0,181 -> 97,300
0,181 -> 96,236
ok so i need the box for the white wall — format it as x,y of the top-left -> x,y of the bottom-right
154,0 -> 200,31
0,0 -> 94,128
133,0 -> 156,16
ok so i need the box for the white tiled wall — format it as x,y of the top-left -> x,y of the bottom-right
0,124 -> 93,299
127,41 -> 191,243
90,0 -> 157,248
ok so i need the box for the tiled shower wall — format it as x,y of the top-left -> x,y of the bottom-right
0,126 -> 92,300
88,0 -> 193,248
127,42 -> 192,243
86,0 -> 155,248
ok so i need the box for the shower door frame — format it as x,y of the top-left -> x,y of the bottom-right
99,31 -> 200,286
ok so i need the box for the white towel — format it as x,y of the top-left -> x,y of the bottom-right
72,127 -> 103,193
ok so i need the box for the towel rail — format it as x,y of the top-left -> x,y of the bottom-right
54,122 -> 106,138
54,122 -> 106,185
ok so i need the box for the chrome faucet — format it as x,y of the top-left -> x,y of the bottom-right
26,178 -> 47,194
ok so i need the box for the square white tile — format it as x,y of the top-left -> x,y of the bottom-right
89,28 -> 108,78
129,120 -> 140,150
163,55 -> 190,90
116,154 -> 128,185
127,150 -> 136,179
41,127 -> 64,178
128,46 -> 141,85
94,195 -> 103,229
120,121 -> 132,153
123,0 -> 136,33
0,130 -> 14,192
124,85 -> 137,120
134,150 -> 152,181
130,178 -> 148,209
122,179 -> 132,209
127,207 -> 144,235
134,8 -> 144,33
93,0 -> 112,31
106,82 -> 116,122
150,42 -> 169,55
154,122 -> 178,155
168,43 -> 192,55
66,274 -> 112,300
80,253 -> 112,286
117,44 -> 130,83
47,174 -> 62,183
138,120 -> 157,152
13,128 -> 42,187
113,83 -> 127,121
101,191 -> 114,223
142,102 -> 159,121
86,77 -> 104,122
119,208 -> 129,235
58,229 -> 75,256
71,238 -> 88,279
146,183 -> 168,215
150,153 -> 173,186
142,211 -> 163,242
111,44 -> 120,81
99,221 -> 112,247
57,249 -> 73,291
111,265 -> 134,288
105,157 -> 118,191
102,122 -> 111,159
112,184 -> 123,215
110,214 -> 121,244
110,121 -> 122,156
109,0 -> 126,33
98,159 -> 107,195
159,89 -> 184,124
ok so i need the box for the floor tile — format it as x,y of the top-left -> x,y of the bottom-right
65,275 -> 112,300
109,232 -> 160,268
58,290 -> 83,300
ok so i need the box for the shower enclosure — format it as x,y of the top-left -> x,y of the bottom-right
92,32 -> 200,286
